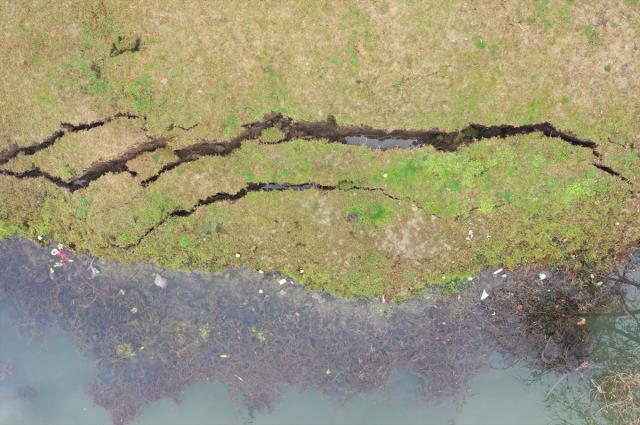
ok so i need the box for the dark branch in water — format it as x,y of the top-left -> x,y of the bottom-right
116,180 -> 419,249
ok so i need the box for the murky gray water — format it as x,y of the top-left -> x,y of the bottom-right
0,309 -> 560,425
0,238 -> 638,424
344,135 -> 417,149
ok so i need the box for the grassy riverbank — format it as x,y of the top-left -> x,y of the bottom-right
1,1 -> 639,297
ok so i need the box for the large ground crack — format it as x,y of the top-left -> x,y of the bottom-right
140,112 -> 628,186
0,112 -> 631,194
116,180 -> 419,249
0,112 -> 140,166
0,137 -> 169,191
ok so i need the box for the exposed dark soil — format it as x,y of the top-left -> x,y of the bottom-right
0,112 -> 140,166
142,112 -> 626,186
110,36 -> 142,57
0,112 -> 627,193
0,136 -> 169,191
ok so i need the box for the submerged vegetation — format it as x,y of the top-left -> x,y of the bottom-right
0,238 -> 634,424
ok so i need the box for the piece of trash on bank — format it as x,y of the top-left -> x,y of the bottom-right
234,374 -> 244,382
258,289 -> 263,294
218,354 -> 229,359
576,317 -> 587,326
55,243 -> 72,263
258,269 -> 264,274
493,268 -> 503,275
465,229 -> 474,241
539,273 -> 547,281
381,294 -> 387,304
153,273 -> 167,289
325,368 -> 331,375
481,289 -> 489,300
278,278 -> 287,285
501,273 -> 507,278
48,243 -> 74,277
37,235 -> 43,241
235,252 -> 241,258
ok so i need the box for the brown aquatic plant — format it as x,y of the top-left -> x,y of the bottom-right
592,370 -> 640,425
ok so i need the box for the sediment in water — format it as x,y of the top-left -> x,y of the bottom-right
0,238 -> 629,424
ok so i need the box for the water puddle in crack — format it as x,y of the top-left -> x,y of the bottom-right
0,238 -> 638,424
344,135 -> 418,149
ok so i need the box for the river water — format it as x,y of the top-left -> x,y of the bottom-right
0,238 -> 638,425
0,313 -> 559,425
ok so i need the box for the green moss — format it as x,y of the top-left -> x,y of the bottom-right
0,220 -> 19,240
259,127 -> 285,144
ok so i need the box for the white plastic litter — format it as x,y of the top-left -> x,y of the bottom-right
87,259 -> 100,279
153,273 -> 167,289
539,273 -> 547,280
493,268 -> 503,275
258,270 -> 264,274
481,289 -> 489,300
278,278 -> 287,285
258,289 -> 263,294
51,248 -> 59,256
37,235 -> 43,241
